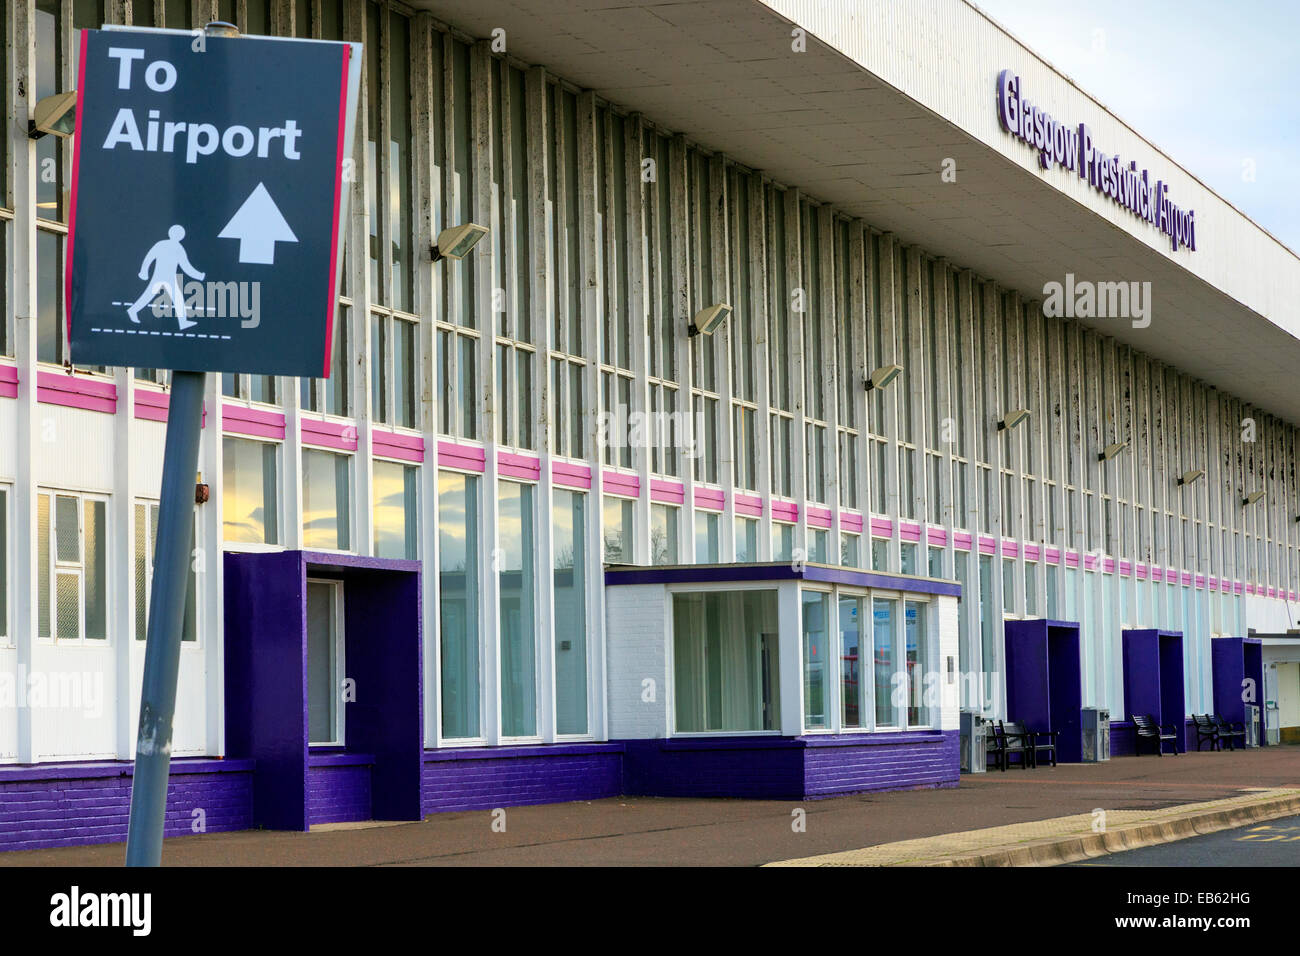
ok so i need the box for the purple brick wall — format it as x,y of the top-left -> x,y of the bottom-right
307,763 -> 372,825
0,760 -> 254,852
422,744 -> 623,814
803,731 -> 959,797
621,738 -> 805,799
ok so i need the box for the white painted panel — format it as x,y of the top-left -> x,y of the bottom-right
0,401 -> 17,481
130,419 -> 168,495
32,406 -> 117,493
0,647 -> 17,759
30,642 -> 117,760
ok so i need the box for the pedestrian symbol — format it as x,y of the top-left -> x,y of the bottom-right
67,26 -> 362,376
127,225 -> 205,329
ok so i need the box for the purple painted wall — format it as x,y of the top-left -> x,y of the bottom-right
621,732 -> 959,801
1005,619 -> 1084,762
307,759 -> 372,826
224,550 -> 310,831
803,731 -> 959,796
621,737 -> 804,799
1212,637 -> 1265,741
0,759 -> 253,852
422,744 -> 623,813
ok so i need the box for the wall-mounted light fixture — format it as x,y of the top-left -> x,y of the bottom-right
1177,469 -> 1205,486
688,303 -> 731,337
29,91 -> 78,139
1097,442 -> 1128,462
431,223 -> 489,262
1243,490 -> 1266,507
998,408 -> 1031,431
864,364 -> 903,392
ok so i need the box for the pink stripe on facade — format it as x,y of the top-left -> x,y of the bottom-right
1023,543 -> 1039,562
927,527 -> 948,547
223,404 -> 286,440
602,470 -> 640,498
899,521 -> 921,543
839,511 -> 864,533
437,440 -> 486,473
693,486 -> 725,511
771,500 -> 798,523
134,389 -> 169,422
553,461 -> 592,490
649,478 -> 685,505
1045,546 -> 1061,564
979,535 -> 996,555
499,451 -> 541,482
1235,582 -> 1244,595
37,371 -> 117,414
1065,550 -> 1080,568
734,492 -> 762,517
806,505 -> 832,529
1119,560 -> 1132,576
373,429 -> 425,463
1002,540 -> 1020,559
301,418 -> 359,452
953,531 -> 974,551
870,517 -> 894,538
0,364 -> 16,399
1103,558 -> 1115,574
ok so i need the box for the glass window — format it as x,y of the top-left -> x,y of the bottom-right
552,489 -> 588,735
871,537 -> 889,572
928,546 -> 944,578
772,522 -> 794,562
37,492 -> 107,641
906,600 -> 929,726
651,503 -> 678,565
602,496 -> 633,563
498,480 -> 536,737
839,595 -> 863,728
809,528 -> 828,564
0,488 -> 6,640
373,460 -> 417,559
672,590 -> 780,732
873,598 -> 896,727
306,580 -> 343,744
222,437 -> 279,545
438,471 -> 479,739
735,516 -> 758,563
841,531 -> 861,568
694,510 -> 720,564
802,590 -> 830,730
900,542 -> 918,575
1025,562 -> 1038,616
133,502 -> 197,643
302,449 -> 351,551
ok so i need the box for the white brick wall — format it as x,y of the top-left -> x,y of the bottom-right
936,593 -> 961,731
605,585 -> 670,739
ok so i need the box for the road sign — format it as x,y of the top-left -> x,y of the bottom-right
67,27 -> 361,377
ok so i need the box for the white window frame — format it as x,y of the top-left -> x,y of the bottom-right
37,488 -> 111,645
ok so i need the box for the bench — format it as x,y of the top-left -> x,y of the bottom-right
1212,714 -> 1247,751
987,720 -> 1032,771
1132,713 -> 1180,756
1192,713 -> 1225,751
1023,726 -> 1059,768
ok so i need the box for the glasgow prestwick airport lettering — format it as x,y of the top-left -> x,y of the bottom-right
996,70 -> 1197,253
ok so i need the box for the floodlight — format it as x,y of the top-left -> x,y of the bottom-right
998,408 -> 1031,431
431,223 -> 489,262
688,303 -> 731,337
29,91 -> 78,139
864,364 -> 903,392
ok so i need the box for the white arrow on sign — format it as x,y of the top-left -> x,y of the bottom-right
218,182 -> 299,264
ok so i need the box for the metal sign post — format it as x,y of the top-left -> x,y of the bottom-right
65,19 -> 361,865
124,368 -> 205,866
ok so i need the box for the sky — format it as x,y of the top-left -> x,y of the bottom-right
972,0 -> 1300,252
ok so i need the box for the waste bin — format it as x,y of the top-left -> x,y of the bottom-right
960,711 -> 987,773
1082,707 -> 1110,761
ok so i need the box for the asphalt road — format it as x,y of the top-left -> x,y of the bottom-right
1072,814 -> 1300,866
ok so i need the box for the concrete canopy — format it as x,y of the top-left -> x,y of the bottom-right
413,0 -> 1300,425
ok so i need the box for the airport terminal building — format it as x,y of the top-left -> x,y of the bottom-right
2,0 -> 1300,848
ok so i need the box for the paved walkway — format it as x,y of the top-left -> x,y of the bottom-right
769,787 -> 1300,865
3,748 -> 1297,866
